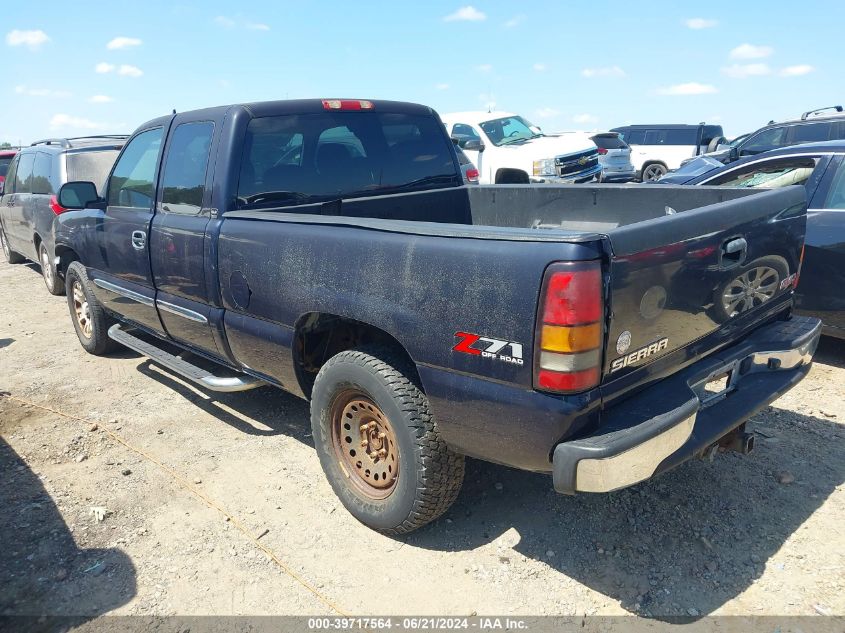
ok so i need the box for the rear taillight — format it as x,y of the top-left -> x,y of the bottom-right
322,99 -> 374,110
596,148 -> 608,155
535,261 -> 603,394
465,168 -> 479,183
49,195 -> 67,215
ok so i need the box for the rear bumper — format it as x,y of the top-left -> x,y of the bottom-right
552,316 -> 821,494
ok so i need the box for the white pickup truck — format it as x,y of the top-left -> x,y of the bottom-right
442,111 -> 600,185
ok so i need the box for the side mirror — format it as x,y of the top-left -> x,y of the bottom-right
58,181 -> 101,210
729,146 -> 740,162
463,139 -> 485,152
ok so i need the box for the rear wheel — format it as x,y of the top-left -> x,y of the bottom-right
311,348 -> 465,535
641,163 -> 668,182
65,261 -> 119,355
39,242 -> 65,295
1,226 -> 24,264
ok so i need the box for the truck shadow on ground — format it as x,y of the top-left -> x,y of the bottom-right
0,437 -> 136,625
407,408 -> 844,619
815,335 -> 845,369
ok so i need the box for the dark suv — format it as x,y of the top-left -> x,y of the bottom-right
0,136 -> 126,294
714,106 -> 845,165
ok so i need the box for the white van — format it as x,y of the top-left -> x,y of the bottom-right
442,111 -> 600,184
610,124 -> 725,182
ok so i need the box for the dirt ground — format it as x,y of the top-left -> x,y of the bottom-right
1,258 -> 843,622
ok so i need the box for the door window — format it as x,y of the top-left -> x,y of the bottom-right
107,128 -> 164,209
451,123 -> 481,149
4,155 -> 19,193
740,127 -> 787,154
14,153 -> 35,194
31,152 -> 54,195
822,160 -> 845,209
160,122 -> 215,214
788,122 -> 834,144
706,157 -> 818,188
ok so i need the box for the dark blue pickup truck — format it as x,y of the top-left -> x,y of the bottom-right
52,98 -> 821,534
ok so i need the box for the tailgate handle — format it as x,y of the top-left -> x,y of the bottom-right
720,237 -> 747,267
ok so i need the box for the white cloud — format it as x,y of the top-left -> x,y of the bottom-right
573,113 -> 599,124
89,95 -> 114,103
721,63 -> 771,79
214,16 -> 270,31
685,18 -> 718,29
443,6 -> 486,22
118,64 -> 143,77
246,22 -> 270,31
533,63 -> 546,72
504,14 -> 525,28
15,85 -> 70,98
106,36 -> 142,50
5,29 -> 50,50
435,83 -> 450,90
730,43 -> 773,60
49,114 -> 108,131
657,82 -> 718,96
214,16 -> 236,28
535,107 -> 559,119
582,66 -> 626,78
780,64 -> 814,77
476,63 -> 493,73
95,62 -> 115,74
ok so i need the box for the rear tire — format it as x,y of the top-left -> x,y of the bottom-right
39,242 -> 65,295
310,348 -> 465,535
641,163 -> 668,182
1,226 -> 25,264
65,261 -> 119,355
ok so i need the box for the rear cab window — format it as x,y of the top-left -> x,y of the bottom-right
237,111 -> 459,208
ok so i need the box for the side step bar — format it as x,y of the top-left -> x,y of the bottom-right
107,324 -> 265,393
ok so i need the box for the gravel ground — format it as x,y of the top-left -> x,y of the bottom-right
1,258 -> 843,622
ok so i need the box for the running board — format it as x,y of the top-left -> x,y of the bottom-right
107,324 -> 265,393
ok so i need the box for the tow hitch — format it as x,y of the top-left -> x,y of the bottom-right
700,424 -> 755,461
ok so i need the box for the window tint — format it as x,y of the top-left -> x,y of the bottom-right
31,152 -> 54,195
789,122 -> 833,144
451,123 -> 481,149
620,129 -> 645,145
161,122 -> 214,214
14,153 -> 34,194
822,160 -> 845,209
707,158 -> 817,188
237,112 -> 458,208
741,127 -> 788,154
107,128 -> 163,209
0,156 -> 12,178
643,128 -> 698,145
591,134 -> 627,150
66,149 -> 121,195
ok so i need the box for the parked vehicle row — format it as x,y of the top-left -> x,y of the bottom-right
0,97 -> 818,535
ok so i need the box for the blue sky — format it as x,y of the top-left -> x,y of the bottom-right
2,1 -> 843,144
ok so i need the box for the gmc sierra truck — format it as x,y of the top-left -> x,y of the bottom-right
52,98 -> 821,534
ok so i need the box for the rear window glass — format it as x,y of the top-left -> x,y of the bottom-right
0,156 -> 12,178
238,111 -> 459,208
67,149 -> 121,195
591,134 -> 627,150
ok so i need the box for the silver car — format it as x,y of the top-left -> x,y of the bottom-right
591,132 -> 636,182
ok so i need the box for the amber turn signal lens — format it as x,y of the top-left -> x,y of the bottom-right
541,323 -> 601,353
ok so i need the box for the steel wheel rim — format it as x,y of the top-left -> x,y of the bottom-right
72,280 -> 93,338
722,266 -> 779,317
40,246 -> 53,287
644,165 -> 664,181
330,390 -> 399,500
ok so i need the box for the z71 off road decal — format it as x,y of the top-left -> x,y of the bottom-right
610,337 -> 669,372
453,332 -> 524,366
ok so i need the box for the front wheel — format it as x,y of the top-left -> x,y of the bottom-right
65,261 -> 119,355
39,242 -> 65,295
310,348 -> 465,535
641,163 -> 667,182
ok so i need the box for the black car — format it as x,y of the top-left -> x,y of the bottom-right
0,135 -> 126,294
708,106 -> 845,165
661,140 -> 845,338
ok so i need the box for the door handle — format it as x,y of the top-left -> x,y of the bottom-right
131,230 -> 146,250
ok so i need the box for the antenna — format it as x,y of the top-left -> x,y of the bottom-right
172,109 -> 176,115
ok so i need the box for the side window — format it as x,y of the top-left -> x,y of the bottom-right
741,127 -> 788,153
15,153 -> 35,194
788,122 -> 833,144
707,158 -> 817,188
108,128 -> 164,209
644,130 -> 667,145
822,160 -> 845,209
4,155 -> 20,193
665,129 -> 698,145
623,129 -> 645,145
31,152 -> 54,195
160,122 -> 214,214
451,123 -> 481,148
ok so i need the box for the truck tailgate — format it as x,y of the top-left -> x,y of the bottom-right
602,185 -> 807,386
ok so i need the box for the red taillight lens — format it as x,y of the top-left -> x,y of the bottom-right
465,168 -> 479,183
49,195 -> 67,215
596,148 -> 608,155
322,99 -> 375,110
535,261 -> 603,394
